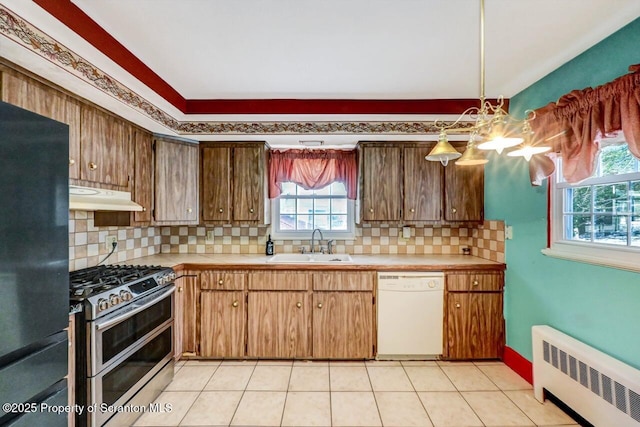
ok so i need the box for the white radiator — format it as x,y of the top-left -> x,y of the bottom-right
532,325 -> 640,427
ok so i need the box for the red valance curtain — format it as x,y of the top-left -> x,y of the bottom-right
531,64 -> 640,183
268,149 -> 358,200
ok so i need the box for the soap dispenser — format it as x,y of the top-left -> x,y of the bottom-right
265,234 -> 274,256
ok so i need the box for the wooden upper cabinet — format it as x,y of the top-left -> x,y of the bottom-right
362,145 -> 402,221
201,146 -> 232,221
233,145 -> 266,222
154,137 -> 199,224
132,128 -> 153,224
403,145 -> 442,221
80,106 -> 131,187
1,71 -> 81,179
443,153 -> 484,221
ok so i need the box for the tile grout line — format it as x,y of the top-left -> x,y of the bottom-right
327,363 -> 333,427
278,363 -> 295,427
226,361 -> 258,427
364,363 -> 385,427
400,361 -> 436,427
175,362 -> 222,427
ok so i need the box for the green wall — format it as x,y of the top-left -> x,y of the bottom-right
485,17 -> 640,370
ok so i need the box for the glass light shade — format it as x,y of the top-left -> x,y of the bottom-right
507,145 -> 551,161
425,132 -> 461,166
456,143 -> 488,166
477,120 -> 523,153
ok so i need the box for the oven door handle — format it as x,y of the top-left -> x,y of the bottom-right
95,285 -> 176,331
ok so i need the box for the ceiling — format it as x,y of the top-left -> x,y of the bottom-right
2,0 -> 640,147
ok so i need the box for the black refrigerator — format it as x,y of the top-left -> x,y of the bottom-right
0,101 -> 69,426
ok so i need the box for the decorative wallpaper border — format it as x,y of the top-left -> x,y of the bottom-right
0,6 -> 473,136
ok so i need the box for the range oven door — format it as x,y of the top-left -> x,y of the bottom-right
89,285 -> 175,376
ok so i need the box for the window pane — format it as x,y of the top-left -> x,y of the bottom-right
314,215 -> 330,229
565,187 -> 591,213
632,181 -> 640,214
632,214 -> 640,247
594,183 -> 628,213
297,186 -> 314,196
314,199 -> 330,214
297,199 -> 313,214
296,215 -> 313,230
331,198 -> 347,214
280,182 -> 297,195
599,144 -> 637,176
279,214 -> 296,230
280,198 -> 296,214
313,185 -> 331,196
593,215 -> 627,245
331,215 -> 348,230
330,182 -> 347,196
564,214 -> 592,241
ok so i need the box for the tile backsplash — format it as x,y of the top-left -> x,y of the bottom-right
69,213 -> 505,270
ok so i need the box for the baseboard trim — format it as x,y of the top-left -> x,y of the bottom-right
503,346 -> 533,384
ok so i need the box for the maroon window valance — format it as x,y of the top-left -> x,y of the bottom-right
268,149 -> 358,200
531,64 -> 640,183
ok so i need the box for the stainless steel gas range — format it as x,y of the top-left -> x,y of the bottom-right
70,265 -> 176,427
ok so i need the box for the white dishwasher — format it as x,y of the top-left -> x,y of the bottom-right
377,272 -> 444,359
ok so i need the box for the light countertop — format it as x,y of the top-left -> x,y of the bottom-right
124,253 -> 505,271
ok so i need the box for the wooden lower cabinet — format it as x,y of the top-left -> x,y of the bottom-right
247,292 -> 310,358
175,273 -> 199,357
200,291 -> 246,358
444,271 -> 505,360
312,292 -> 373,359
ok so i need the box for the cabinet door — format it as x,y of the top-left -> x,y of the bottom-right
247,292 -> 310,358
445,292 -> 504,359
132,129 -> 153,224
233,145 -> 265,221
403,146 -> 442,221
1,72 -> 81,179
362,146 -> 402,221
178,273 -> 199,356
80,106 -> 130,187
444,159 -> 484,221
202,146 -> 232,221
313,292 -> 373,359
154,138 -> 199,223
201,291 -> 245,358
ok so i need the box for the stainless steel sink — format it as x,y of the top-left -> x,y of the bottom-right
267,253 -> 353,263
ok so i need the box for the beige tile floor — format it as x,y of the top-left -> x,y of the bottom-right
133,360 -> 580,427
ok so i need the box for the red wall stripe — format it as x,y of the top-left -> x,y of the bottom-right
31,0 -> 510,116
503,345 -> 533,384
33,0 -> 187,111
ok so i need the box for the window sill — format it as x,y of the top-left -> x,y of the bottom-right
541,242 -> 640,273
271,231 -> 357,241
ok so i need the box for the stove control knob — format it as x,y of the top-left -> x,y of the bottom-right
109,294 -> 121,306
157,276 -> 166,285
120,290 -> 133,301
169,272 -> 176,281
97,298 -> 109,312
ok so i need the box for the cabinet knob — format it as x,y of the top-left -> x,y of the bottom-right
88,162 -> 98,170
218,279 -> 224,285
452,208 -> 457,213
249,208 -> 254,213
317,303 -> 323,309
187,208 -> 193,213
69,158 -> 75,166
473,280 -> 479,286
178,287 -> 183,293
369,208 -> 374,213
410,208 -> 415,213
296,302 -> 302,309
218,208 -> 224,213
142,207 -> 147,212
232,300 -> 239,308
455,303 -> 461,308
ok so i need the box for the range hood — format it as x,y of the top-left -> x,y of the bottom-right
69,185 -> 144,211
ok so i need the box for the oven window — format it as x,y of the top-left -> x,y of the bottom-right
102,294 -> 172,363
102,327 -> 172,406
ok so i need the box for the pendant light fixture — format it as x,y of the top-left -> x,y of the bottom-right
426,0 -> 538,166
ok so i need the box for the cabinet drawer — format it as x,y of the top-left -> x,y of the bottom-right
248,271 -> 311,291
446,272 -> 503,292
312,271 -> 374,291
201,271 -> 246,290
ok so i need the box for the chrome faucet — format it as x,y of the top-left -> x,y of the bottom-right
310,228 -> 324,253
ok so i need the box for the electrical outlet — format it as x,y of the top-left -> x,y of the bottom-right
105,235 -> 118,251
205,231 -> 215,244
505,225 -> 514,240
